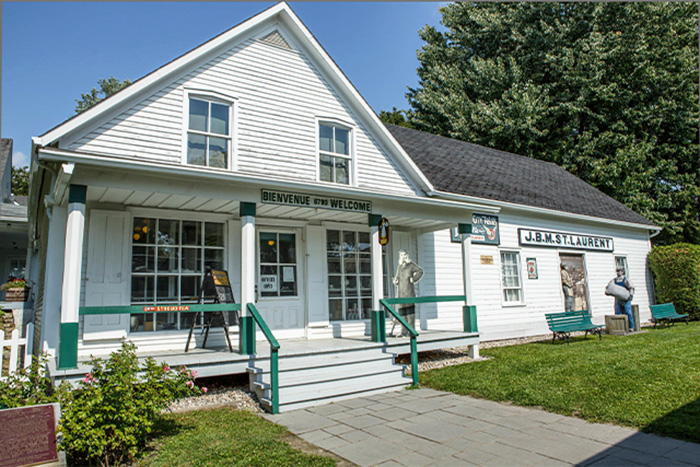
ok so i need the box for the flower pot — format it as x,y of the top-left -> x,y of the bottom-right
6,287 -> 30,302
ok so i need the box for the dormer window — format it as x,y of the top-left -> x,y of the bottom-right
319,123 -> 351,185
187,98 -> 231,169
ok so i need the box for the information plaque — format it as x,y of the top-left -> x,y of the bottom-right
0,403 -> 60,467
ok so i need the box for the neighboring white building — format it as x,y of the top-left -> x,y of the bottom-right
26,3 -> 658,382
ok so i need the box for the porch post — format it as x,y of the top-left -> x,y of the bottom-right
58,185 -> 86,369
239,202 -> 256,354
369,214 -> 385,342
459,222 -> 479,359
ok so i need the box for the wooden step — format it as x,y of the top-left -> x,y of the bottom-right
254,368 -> 410,403
248,355 -> 397,383
249,347 -> 396,372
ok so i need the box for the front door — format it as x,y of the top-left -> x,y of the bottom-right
559,254 -> 589,312
255,229 -> 305,338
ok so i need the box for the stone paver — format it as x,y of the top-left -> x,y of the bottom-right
265,389 -> 700,467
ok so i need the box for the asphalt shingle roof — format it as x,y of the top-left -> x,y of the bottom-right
386,124 -> 655,227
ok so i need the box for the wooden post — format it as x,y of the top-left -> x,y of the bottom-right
369,214 -> 384,342
239,202 -> 256,354
460,223 -> 479,359
58,185 -> 86,369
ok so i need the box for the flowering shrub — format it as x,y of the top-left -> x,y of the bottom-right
0,354 -> 68,408
1,278 -> 26,291
58,341 -> 204,466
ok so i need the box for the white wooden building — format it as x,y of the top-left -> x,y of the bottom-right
25,3 -> 659,410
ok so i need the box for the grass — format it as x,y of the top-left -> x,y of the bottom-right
420,322 -> 700,443
139,408 -> 336,467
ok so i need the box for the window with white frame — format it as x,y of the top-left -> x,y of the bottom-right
327,230 -> 372,320
319,123 -> 351,184
615,256 -> 629,277
500,251 -> 523,303
186,97 -> 231,169
130,217 -> 225,332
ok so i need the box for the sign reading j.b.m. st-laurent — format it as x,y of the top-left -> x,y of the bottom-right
518,228 -> 614,252
261,189 -> 372,213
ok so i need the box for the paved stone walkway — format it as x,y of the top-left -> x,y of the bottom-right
265,388 -> 700,467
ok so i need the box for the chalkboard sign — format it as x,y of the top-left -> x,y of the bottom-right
185,269 -> 237,352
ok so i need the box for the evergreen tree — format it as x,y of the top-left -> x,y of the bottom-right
408,2 -> 699,244
379,107 -> 414,128
11,166 -> 29,196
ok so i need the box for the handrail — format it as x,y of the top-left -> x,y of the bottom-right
79,303 -> 241,315
247,303 -> 280,414
379,294 -> 469,387
246,303 -> 280,350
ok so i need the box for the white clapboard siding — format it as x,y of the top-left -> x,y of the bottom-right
68,33 -> 420,196
427,210 -> 654,341
0,324 -> 34,380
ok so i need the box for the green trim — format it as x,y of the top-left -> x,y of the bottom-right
68,184 -> 87,204
240,202 -> 256,217
382,295 -> 466,305
379,300 -> 418,338
238,316 -> 255,354
458,223 -> 472,235
80,303 -> 241,315
371,309 -> 386,342
270,349 -> 279,414
58,322 -> 79,369
368,214 -> 382,226
410,336 -> 419,386
463,305 -> 478,333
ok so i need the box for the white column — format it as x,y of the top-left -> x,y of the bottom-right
371,224 -> 384,310
60,200 -> 86,326
461,235 -> 474,307
41,204 -> 67,357
240,215 -> 256,314
461,233 -> 479,359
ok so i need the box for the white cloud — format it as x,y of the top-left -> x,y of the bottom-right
12,151 -> 29,168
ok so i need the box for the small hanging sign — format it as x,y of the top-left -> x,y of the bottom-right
378,217 -> 390,245
527,258 -> 538,279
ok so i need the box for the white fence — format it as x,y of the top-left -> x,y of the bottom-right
1,323 -> 34,380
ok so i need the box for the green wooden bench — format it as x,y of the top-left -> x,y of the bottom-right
545,310 -> 603,344
650,303 -> 689,328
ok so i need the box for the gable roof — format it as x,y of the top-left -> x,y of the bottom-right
34,2 -> 433,194
385,124 -> 656,227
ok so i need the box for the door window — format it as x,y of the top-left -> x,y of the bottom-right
327,230 -> 372,320
259,232 -> 298,298
559,254 -> 589,312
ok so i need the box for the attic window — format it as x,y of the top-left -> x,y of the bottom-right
260,30 -> 292,50
319,123 -> 351,185
186,97 -> 231,169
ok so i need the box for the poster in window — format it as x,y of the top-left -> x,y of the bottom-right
261,275 -> 278,293
526,258 -> 538,279
282,266 -> 295,282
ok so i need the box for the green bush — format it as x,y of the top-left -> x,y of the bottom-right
58,341 -> 204,467
0,354 -> 68,408
648,243 -> 700,320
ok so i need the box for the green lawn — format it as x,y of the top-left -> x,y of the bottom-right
420,322 -> 700,442
139,408 -> 336,467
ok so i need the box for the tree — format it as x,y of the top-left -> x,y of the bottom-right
75,76 -> 132,114
407,2 -> 699,245
11,166 -> 29,196
379,107 -> 414,128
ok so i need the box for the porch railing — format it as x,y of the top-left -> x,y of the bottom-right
246,303 -> 280,414
379,295 -> 476,387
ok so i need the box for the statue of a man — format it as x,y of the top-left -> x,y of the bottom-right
393,249 -> 424,337
560,263 -> 574,312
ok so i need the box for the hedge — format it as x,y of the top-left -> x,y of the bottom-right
648,243 -> 700,320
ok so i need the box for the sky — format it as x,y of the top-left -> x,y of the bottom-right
1,2 -> 446,168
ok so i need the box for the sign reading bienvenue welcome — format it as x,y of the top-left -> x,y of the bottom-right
518,228 -> 614,252
261,189 -> 372,213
